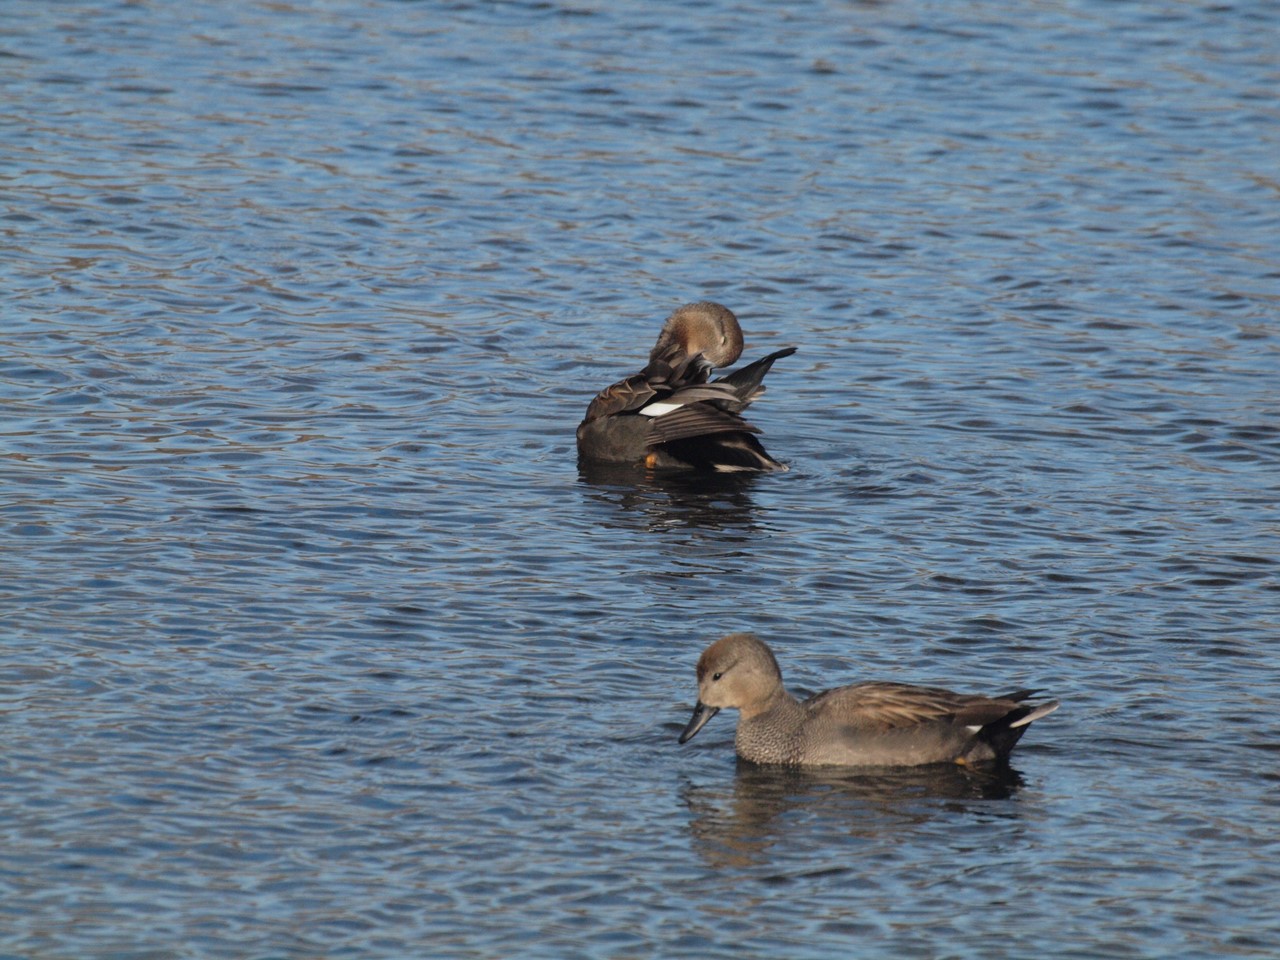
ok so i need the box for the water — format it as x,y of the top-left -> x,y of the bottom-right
2,0 -> 1278,957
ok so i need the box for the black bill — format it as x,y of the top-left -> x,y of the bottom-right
678,700 -> 720,744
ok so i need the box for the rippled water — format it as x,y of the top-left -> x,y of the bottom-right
3,0 -> 1278,957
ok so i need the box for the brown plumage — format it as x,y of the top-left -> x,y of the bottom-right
576,302 -> 795,472
679,633 -> 1059,767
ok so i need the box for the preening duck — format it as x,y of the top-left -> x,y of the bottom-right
576,302 -> 795,473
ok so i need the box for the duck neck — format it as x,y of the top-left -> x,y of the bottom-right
740,684 -> 800,722
735,686 -> 805,765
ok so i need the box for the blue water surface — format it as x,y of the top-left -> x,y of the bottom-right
2,1 -> 1278,957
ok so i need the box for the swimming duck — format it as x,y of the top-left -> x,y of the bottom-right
679,633 -> 1059,767
576,302 -> 795,472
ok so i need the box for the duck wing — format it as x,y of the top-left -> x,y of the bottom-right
582,347 -> 717,423
582,373 -> 658,422
644,401 -> 761,445
806,681 -> 1046,734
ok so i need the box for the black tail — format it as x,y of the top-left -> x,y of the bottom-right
663,433 -> 787,473
975,694 -> 1060,760
714,347 -> 797,412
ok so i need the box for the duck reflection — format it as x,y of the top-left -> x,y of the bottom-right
681,760 -> 1025,869
576,462 -> 765,532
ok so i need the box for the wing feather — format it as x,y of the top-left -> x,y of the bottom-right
805,681 -> 1038,733
645,405 -> 761,445
581,374 -> 657,422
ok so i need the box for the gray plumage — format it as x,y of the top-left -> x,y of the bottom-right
679,633 -> 1059,767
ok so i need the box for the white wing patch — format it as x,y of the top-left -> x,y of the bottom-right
638,401 -> 683,417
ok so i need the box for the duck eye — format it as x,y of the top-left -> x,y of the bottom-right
712,672 -> 723,681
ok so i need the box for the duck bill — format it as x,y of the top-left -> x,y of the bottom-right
678,701 -> 720,744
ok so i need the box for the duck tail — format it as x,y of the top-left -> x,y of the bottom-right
663,433 -> 789,473
971,694 -> 1059,761
714,346 -> 797,411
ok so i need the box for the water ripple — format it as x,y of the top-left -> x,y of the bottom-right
3,0 -> 1278,957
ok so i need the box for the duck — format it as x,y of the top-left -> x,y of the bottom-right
678,633 -> 1059,767
576,302 -> 796,472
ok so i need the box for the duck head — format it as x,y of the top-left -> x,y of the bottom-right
678,632 -> 784,743
649,302 -> 745,370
